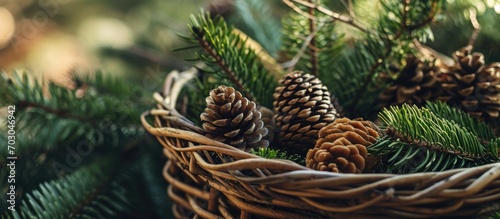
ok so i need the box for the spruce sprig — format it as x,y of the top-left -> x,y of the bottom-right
179,11 -> 279,108
379,104 -> 487,158
426,101 -> 497,142
370,104 -> 499,173
1,157 -> 128,219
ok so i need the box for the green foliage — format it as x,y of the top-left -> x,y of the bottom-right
309,0 -> 443,118
0,72 -> 145,151
426,101 -> 497,141
178,11 -> 279,109
2,157 -> 126,219
250,148 -> 304,165
0,71 -> 166,217
369,104 -> 498,173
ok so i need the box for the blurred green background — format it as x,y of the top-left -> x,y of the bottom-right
0,0 -> 498,85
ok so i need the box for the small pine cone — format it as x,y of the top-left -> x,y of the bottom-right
201,85 -> 268,151
306,118 -> 380,173
438,46 -> 500,121
273,71 -> 338,154
378,54 -> 442,107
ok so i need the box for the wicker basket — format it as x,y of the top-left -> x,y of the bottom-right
141,71 -> 500,219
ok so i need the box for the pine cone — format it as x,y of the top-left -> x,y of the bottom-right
273,71 -> 338,154
379,54 -> 442,107
201,85 -> 268,151
438,46 -> 500,121
306,118 -> 380,173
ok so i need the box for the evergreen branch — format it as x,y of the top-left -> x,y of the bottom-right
0,71 -> 146,158
16,100 -> 93,125
348,0 -> 442,115
1,157 -> 128,219
369,136 -> 478,173
379,104 -> 497,160
426,101 -> 496,143
192,26 -> 251,101
181,12 -> 278,108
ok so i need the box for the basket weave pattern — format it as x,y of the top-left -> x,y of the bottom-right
141,89 -> 500,219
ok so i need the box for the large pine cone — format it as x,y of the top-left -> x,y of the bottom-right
201,85 -> 268,151
306,118 -> 380,173
438,46 -> 500,121
379,54 -> 441,107
273,71 -> 338,154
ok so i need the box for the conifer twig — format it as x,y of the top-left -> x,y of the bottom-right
351,0 -> 440,111
17,100 -> 96,125
467,8 -> 481,47
193,27 -> 255,102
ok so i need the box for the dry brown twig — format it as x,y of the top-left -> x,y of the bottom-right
283,0 -> 367,32
468,7 -> 481,47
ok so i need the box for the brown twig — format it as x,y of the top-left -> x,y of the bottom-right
285,0 -> 367,32
467,8 -> 481,47
307,0 -> 319,76
286,21 -> 325,73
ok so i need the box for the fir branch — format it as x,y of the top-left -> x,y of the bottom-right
1,72 -> 144,153
374,104 -> 499,173
336,0 -> 442,116
16,100 -> 93,125
369,103 -> 498,173
1,157 -> 126,219
426,101 -> 497,143
192,26 -> 251,101
180,12 -> 278,108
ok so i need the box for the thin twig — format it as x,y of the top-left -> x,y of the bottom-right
284,0 -> 367,32
286,21 -> 326,73
307,0 -> 319,76
341,0 -> 355,19
467,8 -> 481,47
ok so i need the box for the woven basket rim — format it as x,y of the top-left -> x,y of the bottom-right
141,106 -> 500,218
